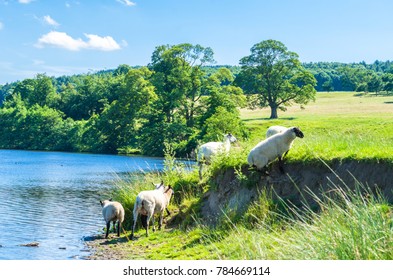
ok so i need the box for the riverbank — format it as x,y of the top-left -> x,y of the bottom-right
84,158 -> 393,260
83,235 -> 131,260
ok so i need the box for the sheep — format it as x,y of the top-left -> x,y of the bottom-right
197,133 -> 237,179
266,125 -> 293,159
266,125 -> 287,138
99,199 -> 125,239
247,127 -> 304,174
131,184 -> 174,240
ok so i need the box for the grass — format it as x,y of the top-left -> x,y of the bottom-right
241,92 -> 393,164
103,91 -> 393,260
209,185 -> 393,260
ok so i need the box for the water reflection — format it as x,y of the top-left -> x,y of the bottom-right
0,150 -> 165,260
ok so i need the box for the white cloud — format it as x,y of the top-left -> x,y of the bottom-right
35,31 -> 121,51
116,0 -> 136,7
19,0 -> 34,4
43,15 -> 60,27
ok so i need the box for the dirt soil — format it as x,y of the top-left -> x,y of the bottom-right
201,160 -> 393,224
83,235 -> 133,260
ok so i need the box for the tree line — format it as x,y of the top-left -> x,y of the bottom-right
0,44 -> 250,156
0,40 -> 391,156
304,61 -> 393,93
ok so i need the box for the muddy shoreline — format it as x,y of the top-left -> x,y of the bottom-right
83,235 -> 131,260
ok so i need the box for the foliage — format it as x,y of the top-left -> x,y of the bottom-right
2,42 -> 393,155
0,44 -> 250,156
236,40 -> 317,118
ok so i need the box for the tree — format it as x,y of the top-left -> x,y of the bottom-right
83,67 -> 156,153
382,73 -> 393,94
236,40 -> 316,119
149,43 -> 215,127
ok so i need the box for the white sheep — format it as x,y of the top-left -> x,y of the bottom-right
247,127 -> 304,173
266,125 -> 287,138
100,199 -> 125,239
197,133 -> 237,179
131,184 -> 174,239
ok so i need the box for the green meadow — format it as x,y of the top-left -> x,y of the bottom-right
94,92 -> 393,260
242,91 -> 393,163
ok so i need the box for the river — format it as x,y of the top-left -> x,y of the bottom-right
0,149 -> 166,260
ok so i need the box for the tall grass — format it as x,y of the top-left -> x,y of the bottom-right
111,143 -> 202,230
205,182 -> 393,260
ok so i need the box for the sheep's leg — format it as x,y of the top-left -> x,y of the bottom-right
278,156 -> 285,173
131,210 -> 138,240
113,221 -> 116,233
198,162 -> 203,180
105,221 -> 110,239
165,208 -> 171,216
145,212 -> 153,237
117,221 -> 121,237
251,164 -> 269,176
158,211 -> 163,230
151,214 -> 156,232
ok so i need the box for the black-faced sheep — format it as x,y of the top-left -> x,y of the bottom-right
131,184 -> 174,240
100,199 -> 125,239
247,126 -> 304,173
197,133 -> 237,179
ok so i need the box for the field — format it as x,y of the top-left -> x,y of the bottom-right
87,92 -> 393,260
242,91 -> 393,163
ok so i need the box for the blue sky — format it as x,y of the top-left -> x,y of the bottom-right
1,0 -> 393,84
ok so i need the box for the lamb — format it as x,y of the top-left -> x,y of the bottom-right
247,127 -> 304,173
197,133 -> 237,179
100,199 -> 125,239
131,184 -> 174,240
266,125 -> 287,138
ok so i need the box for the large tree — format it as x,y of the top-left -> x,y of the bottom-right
236,40 -> 316,119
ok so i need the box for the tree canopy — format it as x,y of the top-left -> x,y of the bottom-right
0,43 -> 247,156
236,39 -> 317,119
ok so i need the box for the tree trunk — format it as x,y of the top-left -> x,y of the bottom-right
269,105 -> 278,119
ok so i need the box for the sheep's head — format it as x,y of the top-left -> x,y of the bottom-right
225,133 -> 237,143
292,127 -> 304,138
153,181 -> 164,189
153,181 -> 166,192
100,198 -> 112,207
164,185 -> 174,200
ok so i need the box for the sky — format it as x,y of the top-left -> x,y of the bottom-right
1,0 -> 393,84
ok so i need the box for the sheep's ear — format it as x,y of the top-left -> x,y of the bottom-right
109,198 -> 113,201
100,200 -> 103,206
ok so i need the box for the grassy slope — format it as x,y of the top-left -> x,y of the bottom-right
96,92 -> 393,260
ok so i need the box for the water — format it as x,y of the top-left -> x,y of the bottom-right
0,150 -> 165,260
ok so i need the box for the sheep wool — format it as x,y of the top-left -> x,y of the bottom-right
131,185 -> 174,239
247,127 -> 304,172
100,199 -> 125,239
197,133 -> 237,164
197,133 -> 237,179
266,125 -> 287,138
